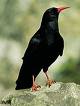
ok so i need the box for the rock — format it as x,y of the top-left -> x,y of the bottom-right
1,82 -> 80,106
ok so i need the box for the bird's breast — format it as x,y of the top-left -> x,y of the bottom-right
46,35 -> 63,55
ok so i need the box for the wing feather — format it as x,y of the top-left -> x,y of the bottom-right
23,37 -> 41,60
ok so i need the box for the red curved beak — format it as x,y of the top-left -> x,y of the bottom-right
57,7 -> 70,13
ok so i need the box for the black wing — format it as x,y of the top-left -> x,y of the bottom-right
23,34 -> 41,60
59,36 -> 64,56
16,33 -> 42,90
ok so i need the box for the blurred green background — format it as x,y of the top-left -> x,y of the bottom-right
0,0 -> 80,97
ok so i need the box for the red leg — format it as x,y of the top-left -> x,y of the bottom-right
32,75 -> 41,91
43,69 -> 56,87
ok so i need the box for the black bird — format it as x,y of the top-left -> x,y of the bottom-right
16,7 -> 69,91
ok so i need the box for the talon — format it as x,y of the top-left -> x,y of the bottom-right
46,80 -> 56,87
32,83 -> 41,92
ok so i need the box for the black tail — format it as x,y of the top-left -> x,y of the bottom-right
15,61 -> 33,90
15,58 -> 42,90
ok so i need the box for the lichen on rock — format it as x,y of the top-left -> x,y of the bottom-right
1,82 -> 80,106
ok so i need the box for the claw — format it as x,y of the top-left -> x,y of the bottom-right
46,80 -> 56,87
32,83 -> 41,92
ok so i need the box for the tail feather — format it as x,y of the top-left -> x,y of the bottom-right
15,59 -> 42,90
15,61 -> 33,90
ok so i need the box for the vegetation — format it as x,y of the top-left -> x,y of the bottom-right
55,57 -> 80,84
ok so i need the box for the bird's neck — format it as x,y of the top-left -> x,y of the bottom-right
40,20 -> 59,35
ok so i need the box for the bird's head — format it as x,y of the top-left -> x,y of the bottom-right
41,7 -> 70,24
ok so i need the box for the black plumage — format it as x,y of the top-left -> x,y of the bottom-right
15,7 -> 64,90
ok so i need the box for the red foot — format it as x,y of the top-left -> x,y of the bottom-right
46,79 -> 56,87
32,83 -> 41,92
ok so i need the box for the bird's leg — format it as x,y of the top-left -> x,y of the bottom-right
44,72 -> 54,87
32,75 -> 41,91
43,69 -> 56,87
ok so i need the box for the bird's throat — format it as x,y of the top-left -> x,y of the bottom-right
44,20 -> 59,37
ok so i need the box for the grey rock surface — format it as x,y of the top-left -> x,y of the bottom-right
1,82 -> 80,106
